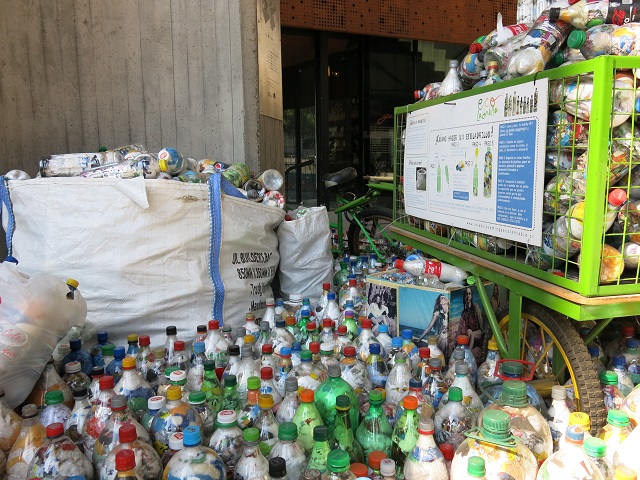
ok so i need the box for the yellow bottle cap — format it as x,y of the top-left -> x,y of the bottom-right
569,412 -> 591,430
66,278 -> 79,289
615,466 -> 637,480
122,357 -> 136,369
127,334 -> 139,343
488,338 -> 498,350
166,385 -> 182,401
244,334 -> 255,343
259,394 -> 274,410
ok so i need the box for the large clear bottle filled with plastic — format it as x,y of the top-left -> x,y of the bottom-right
536,425 -> 604,480
163,425 -> 225,480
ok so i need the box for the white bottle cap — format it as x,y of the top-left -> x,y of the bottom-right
148,396 -> 166,410
217,409 -> 238,425
380,459 -> 396,477
289,293 -> 303,301
170,370 -> 187,382
168,432 -> 184,450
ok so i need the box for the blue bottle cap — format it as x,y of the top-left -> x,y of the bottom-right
97,331 -> 108,342
369,343 -> 381,354
392,337 -> 403,348
346,300 -> 354,308
587,344 -> 600,357
328,292 -> 336,300
626,338 -> 639,349
70,338 -> 82,350
113,346 -> 126,359
566,424 -> 584,443
276,298 -> 284,306
194,342 -> 205,353
612,355 -> 627,368
301,306 -> 311,316
402,329 -> 413,340
280,347 -> 291,356
276,320 -> 285,328
378,324 -> 388,333
348,274 -> 356,279
182,426 -> 201,446
409,378 -> 422,389
292,342 -> 301,352
303,298 -> 311,305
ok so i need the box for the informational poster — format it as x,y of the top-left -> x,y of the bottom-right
257,0 -> 283,121
403,79 -> 549,246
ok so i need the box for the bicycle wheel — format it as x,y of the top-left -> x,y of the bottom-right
347,206 -> 399,259
493,300 -> 606,433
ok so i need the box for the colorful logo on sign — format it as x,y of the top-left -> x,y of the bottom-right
477,94 -> 502,121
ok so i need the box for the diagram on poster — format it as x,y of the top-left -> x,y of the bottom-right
403,79 -> 548,246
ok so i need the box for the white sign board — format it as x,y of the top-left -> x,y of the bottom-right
403,79 -> 549,247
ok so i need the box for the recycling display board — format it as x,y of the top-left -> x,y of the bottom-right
403,79 -> 549,246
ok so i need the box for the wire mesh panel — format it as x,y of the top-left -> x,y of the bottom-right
393,56 -> 640,297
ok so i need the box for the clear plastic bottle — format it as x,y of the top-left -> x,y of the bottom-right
434,386 -> 476,451
314,284 -> 332,319
260,367 -> 283,408
200,360 -> 223,417
307,425 -> 331,473
189,392 -> 215,445
451,409 -> 537,480
262,299 -> 277,329
91,331 -> 111,368
414,347 -> 431,386
93,394 -> 151,473
320,342 -> 339,370
168,369 -> 192,403
83,375 -> 116,457
601,370 -> 626,412
163,425 -> 226,480
145,347 -> 166,392
99,423 -> 162,480
366,343 -> 389,390
65,387 -> 91,453
322,450 -> 357,480
376,324 -> 393,354
403,418 -> 448,480
237,344 -> 261,402
356,319 -> 383,362
164,326 -> 179,364
149,385 -> 203,457
394,257 -> 469,284
112,449 -> 142,480
423,358 -> 448,410
255,321 -> 272,355
141,396 -> 165,432
133,335 -> 154,385
238,376 -> 261,430
332,395 -> 364,464
584,437 -> 616,480
380,458 -> 396,480
597,409 -> 632,465
442,363 -> 484,419
276,378 -> 299,425
63,337 -> 94,377
162,432 -> 184,468
483,31 -> 528,77
236,327 -> 247,349
269,456 -> 288,480
7,404 -> 46,480
0,386 -> 21,454
315,364 -> 359,437
224,345 -> 242,380
437,60 -> 463,98
356,390 -> 393,459
611,355 -> 634,398
426,335 -> 445,366
567,23 -> 637,60
269,422 -> 307,480
208,410 -> 244,479
186,342 -> 207,392
290,350 -> 324,391
254,394 -> 279,457
449,335 -> 478,386
386,352 -> 412,407
547,385 -> 573,452
612,411 -> 640,473
115,357 -> 154,419
63,361 -> 91,393
400,329 -> 419,370
27,422 -> 94,480
27,359 -> 74,411
274,346 -> 293,398
235,427 -> 270,480
623,339 -> 640,384
268,319 -> 295,357
334,326 -> 353,359
477,338 -> 501,390
537,424 -> 604,480
385,337 -> 403,372
558,412 -> 593,450
204,320 -> 230,369
285,317 -> 300,344
391,395 -> 420,474
126,334 -> 140,358
446,348 -> 467,384
319,319 -> 336,348
324,292 -> 342,324
170,340 -> 192,372
107,346 -> 127,384
339,278 -> 364,317
102,345 -> 116,373
589,344 -> 607,376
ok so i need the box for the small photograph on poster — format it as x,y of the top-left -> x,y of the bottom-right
416,168 -> 427,191
365,282 -> 397,335
398,288 -> 449,358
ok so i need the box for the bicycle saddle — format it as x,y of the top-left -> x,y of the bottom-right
323,167 -> 358,190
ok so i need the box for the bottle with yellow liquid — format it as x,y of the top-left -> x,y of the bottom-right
472,148 -> 479,197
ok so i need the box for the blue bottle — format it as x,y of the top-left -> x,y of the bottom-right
106,346 -> 126,384
126,334 -> 140,357
90,331 -> 110,368
291,342 -> 302,367
63,338 -> 93,376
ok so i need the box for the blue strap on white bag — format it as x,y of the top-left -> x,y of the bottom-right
207,172 -> 246,323
0,176 -> 15,259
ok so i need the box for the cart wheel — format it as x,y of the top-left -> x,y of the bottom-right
494,299 -> 606,433
347,206 -> 399,259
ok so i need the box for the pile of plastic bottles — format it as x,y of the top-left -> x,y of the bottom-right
4,144 -> 287,208
1,265 -> 639,480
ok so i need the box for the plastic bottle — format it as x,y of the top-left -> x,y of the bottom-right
315,364 -> 360,437
223,345 -> 241,380
597,409 -> 632,464
144,347 -> 166,391
189,392 -> 214,445
200,360 -> 223,416
339,278 -> 364,316
114,357 -> 154,419
403,417 -> 448,480
221,374 -> 243,413
479,361 -> 548,413
391,395 -> 420,474
203,320 -> 230,370
482,61 -> 502,88
601,370 -> 626,412
434,386 -> 475,450
125,334 -> 139,358
320,342 -> 339,370
208,410 -> 244,479
102,345 -> 116,372
376,324 -> 393,354
6,404 -> 46,480
322,450 -> 357,480
63,338 -> 94,377
268,319 -> 296,357
91,331 -> 111,368
437,59 -> 463,98
584,437 -> 616,480
477,338 -> 501,389
274,377 -> 299,425
162,432 -> 184,468
254,394 -> 279,457
444,362 -> 482,417
537,425 -> 604,480
65,387 -> 91,453
170,340 -> 192,372
82,375 -> 116,456
169,369 -> 192,403
260,366 -> 283,408
385,352 -> 412,407
558,412 -> 593,450
426,335 -> 445,366
380,458 -> 396,480
334,326 -> 353,358
99,424 -> 163,480
623,339 -> 640,384
445,348 -> 466,386
164,326 -> 179,364
394,258 -> 469,284
403,378 -> 433,421
547,385 -> 573,452
483,31 -> 528,77
28,423 -> 94,480
332,394 -> 365,464
186,342 -> 206,392
356,390 -> 393,459
269,422 -> 306,480
63,361 -> 92,393
366,344 -> 389,390
273,348 -> 293,399
163,425 -> 226,480
604,325 -> 636,362
315,284 -> 332,319
28,359 -> 74,411
238,376 -> 261,430
478,379 -> 553,465
324,292 -> 342,324
450,335 -> 478,386
140,396 -> 165,432
149,385 -> 203,457
307,426 -> 331,473
451,409 -> 537,480
289,350 -> 323,391
472,70 -> 488,89
133,335 -> 154,386
40,390 -> 72,429
107,346 -> 127,384
112,449 -> 142,480
236,344 -> 261,402
93,394 -> 151,473
423,358 -> 448,410
292,389 -> 325,454
611,355 -> 634,397
367,451 -> 386,480
235,427 -> 270,480
334,262 -> 350,291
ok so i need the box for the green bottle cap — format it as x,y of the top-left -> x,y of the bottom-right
327,450 -> 350,472
500,361 -> 523,376
301,350 -> 312,361
369,390 -> 383,404
498,380 -> 528,408
244,427 -> 260,443
336,395 -> 350,409
567,29 -> 587,49
164,366 -> 179,378
102,344 -> 115,356
189,391 -> 206,404
395,352 -> 407,363
313,425 -> 328,442
481,410 -> 512,441
225,375 -> 237,387
247,376 -> 261,390
467,456 -> 486,478
44,390 -> 64,405
204,360 -> 215,371
278,422 -> 298,441
607,409 -> 629,428
586,18 -> 604,28
466,276 -> 476,286
584,437 -> 607,458
448,386 -> 463,403
600,370 -> 619,386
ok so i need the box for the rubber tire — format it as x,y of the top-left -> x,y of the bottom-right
347,206 -> 395,258
494,299 -> 606,434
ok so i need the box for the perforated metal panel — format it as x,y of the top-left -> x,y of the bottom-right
280,0 -> 516,45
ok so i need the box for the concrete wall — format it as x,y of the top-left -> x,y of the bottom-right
0,0 -> 283,177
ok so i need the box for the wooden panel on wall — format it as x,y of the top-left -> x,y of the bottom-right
281,0 -> 517,45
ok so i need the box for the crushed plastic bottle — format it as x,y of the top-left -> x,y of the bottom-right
394,257 -> 469,284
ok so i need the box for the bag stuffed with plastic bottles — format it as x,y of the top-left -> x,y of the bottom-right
0,261 -> 87,408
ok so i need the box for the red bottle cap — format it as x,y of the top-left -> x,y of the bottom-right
100,376 -> 115,390
609,188 -> 627,207
349,279 -> 357,286
46,423 -> 64,438
119,424 -> 138,443
350,463 -> 368,478
338,325 -> 347,334
419,347 -> 431,359
139,335 -> 150,347
439,443 -> 455,460
344,346 -> 356,357
116,449 -> 136,472
457,335 -> 469,345
393,259 -> 405,270
262,344 -> 273,354
323,318 -> 333,328
260,366 -> 274,380
361,319 -> 373,329
208,319 -> 220,330
309,341 -> 321,353
403,395 -> 418,410
368,451 -> 387,470
306,322 -> 316,331
174,340 -> 185,351
300,389 -> 314,402
623,325 -> 635,336
469,43 -> 482,54
323,283 -> 331,290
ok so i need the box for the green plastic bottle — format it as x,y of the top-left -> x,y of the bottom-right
307,425 -> 332,473
200,360 -> 223,416
292,389 -> 324,454
323,450 -> 356,480
391,395 -> 420,474
315,365 -> 359,438
221,374 -> 242,413
332,395 -> 364,464
333,262 -> 350,290
356,390 -> 393,459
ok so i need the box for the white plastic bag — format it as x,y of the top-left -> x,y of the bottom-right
0,262 -> 87,407
277,206 -> 333,303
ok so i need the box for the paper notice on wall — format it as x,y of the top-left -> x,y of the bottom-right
403,79 -> 548,246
